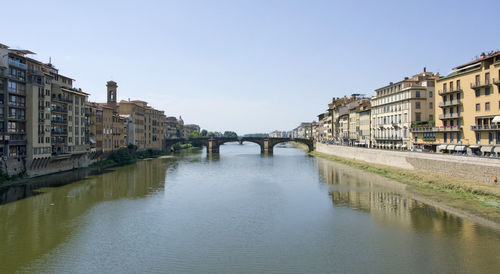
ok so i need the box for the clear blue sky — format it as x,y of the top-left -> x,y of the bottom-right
3,0 -> 499,134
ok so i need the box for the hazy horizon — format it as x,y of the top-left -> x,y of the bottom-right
3,0 -> 499,134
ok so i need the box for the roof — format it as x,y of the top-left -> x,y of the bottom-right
454,51 -> 500,69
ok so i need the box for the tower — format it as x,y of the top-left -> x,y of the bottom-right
107,80 -> 118,111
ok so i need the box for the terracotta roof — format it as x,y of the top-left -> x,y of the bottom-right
454,51 -> 500,69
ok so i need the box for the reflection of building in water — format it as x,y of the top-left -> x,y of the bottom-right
0,157 -> 175,272
315,157 -> 482,236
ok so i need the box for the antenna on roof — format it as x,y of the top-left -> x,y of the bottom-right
49,57 -> 51,64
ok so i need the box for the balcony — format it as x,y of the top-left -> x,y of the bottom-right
51,118 -> 68,125
438,88 -> 462,96
8,59 -> 27,70
51,129 -> 68,135
411,125 -> 461,132
8,88 -> 25,96
374,136 -> 403,141
471,124 -> 500,131
51,106 -> 68,113
438,99 -> 461,107
8,101 -> 25,108
8,115 -> 25,121
7,129 -> 26,134
470,80 -> 491,89
439,113 -> 460,119
8,74 -> 26,82
52,95 -> 73,104
493,78 -> 500,86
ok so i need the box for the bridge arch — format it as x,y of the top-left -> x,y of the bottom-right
163,137 -> 315,154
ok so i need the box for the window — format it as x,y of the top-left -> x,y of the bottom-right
416,91 -> 421,98
485,87 -> 490,96
415,112 -> 421,121
416,102 -> 421,109
429,102 -> 433,108
429,91 -> 433,98
485,102 -> 490,111
476,104 -> 480,111
444,132 -> 447,143
485,72 -> 490,84
475,75 -> 480,85
449,81 -> 453,91
489,132 -> 494,145
429,114 -> 433,121
457,132 -> 461,143
456,80 -> 460,89
475,89 -> 480,97
476,132 -> 480,144
497,132 -> 500,144
443,83 -> 447,92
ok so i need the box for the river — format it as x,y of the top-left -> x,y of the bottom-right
1,143 -> 500,273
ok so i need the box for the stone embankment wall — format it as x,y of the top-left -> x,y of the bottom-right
316,143 -> 500,184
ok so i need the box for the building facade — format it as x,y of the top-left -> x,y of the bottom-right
412,52 -> 500,155
371,70 -> 436,150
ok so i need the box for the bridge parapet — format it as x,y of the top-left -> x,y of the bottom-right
163,137 -> 314,154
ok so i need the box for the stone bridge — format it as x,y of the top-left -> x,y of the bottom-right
163,137 -> 314,154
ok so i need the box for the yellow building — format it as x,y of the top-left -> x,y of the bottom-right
412,51 -> 500,156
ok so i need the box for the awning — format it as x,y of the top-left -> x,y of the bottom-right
401,144 -> 407,148
493,116 -> 500,123
494,147 -> 500,153
454,145 -> 466,151
481,146 -> 494,153
469,145 -> 480,149
437,144 -> 447,151
446,145 -> 456,150
395,144 -> 401,148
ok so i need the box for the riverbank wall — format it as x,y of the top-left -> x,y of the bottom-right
316,142 -> 500,184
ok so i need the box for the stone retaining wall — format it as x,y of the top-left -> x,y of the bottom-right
316,143 -> 500,184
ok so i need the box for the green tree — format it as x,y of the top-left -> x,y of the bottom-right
201,129 -> 208,136
188,131 -> 201,138
223,131 -> 238,138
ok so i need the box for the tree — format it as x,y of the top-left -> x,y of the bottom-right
201,129 -> 208,137
188,131 -> 201,138
223,131 -> 238,138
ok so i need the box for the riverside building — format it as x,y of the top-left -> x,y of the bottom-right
371,70 -> 436,150
412,51 -> 500,156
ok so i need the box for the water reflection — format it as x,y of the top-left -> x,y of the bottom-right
316,157 -> 500,272
0,157 -> 175,273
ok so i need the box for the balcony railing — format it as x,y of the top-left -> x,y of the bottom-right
471,124 -> 500,131
51,130 -> 68,135
8,59 -> 27,70
51,106 -> 68,113
374,136 -> 403,141
438,88 -> 462,95
51,118 -> 68,124
8,115 -> 25,121
8,88 -> 26,96
439,113 -> 460,119
438,99 -> 461,107
410,125 -> 461,132
52,96 -> 73,104
8,74 -> 26,82
470,80 -> 491,89
7,129 -> 26,134
8,101 -> 25,108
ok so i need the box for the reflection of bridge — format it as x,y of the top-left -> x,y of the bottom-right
163,137 -> 314,154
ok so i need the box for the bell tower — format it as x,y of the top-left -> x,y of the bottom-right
107,80 -> 118,111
